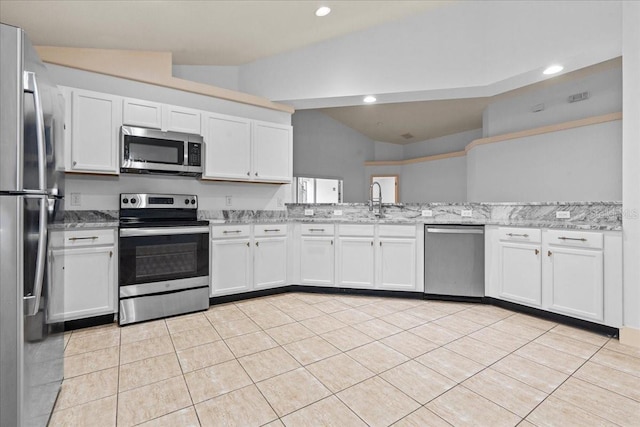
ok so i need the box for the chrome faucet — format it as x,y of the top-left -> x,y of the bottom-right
369,182 -> 383,217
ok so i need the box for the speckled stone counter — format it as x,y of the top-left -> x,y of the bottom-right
286,202 -> 622,231
54,202 -> 622,231
199,210 -> 288,224
49,210 -> 119,230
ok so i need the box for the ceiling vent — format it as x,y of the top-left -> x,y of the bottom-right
401,133 -> 414,140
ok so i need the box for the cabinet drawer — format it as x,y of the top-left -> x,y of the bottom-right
378,225 -> 416,238
339,224 -> 374,236
498,227 -> 541,243
254,224 -> 288,237
545,229 -> 603,249
300,224 -> 334,236
210,225 -> 251,239
51,228 -> 115,248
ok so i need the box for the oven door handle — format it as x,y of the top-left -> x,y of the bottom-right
120,227 -> 210,237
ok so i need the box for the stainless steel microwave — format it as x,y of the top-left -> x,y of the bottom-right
120,126 -> 203,176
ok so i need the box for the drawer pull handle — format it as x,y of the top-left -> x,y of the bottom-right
109,250 -> 113,258
246,242 -> 250,247
535,249 -> 539,255
558,237 -> 587,242
507,233 -> 529,238
223,230 -> 242,234
68,236 -> 98,241
264,229 -> 281,232
309,228 -> 325,232
331,240 -> 333,245
548,250 -> 553,257
256,241 -> 260,247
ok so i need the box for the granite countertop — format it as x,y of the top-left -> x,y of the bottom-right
57,202 -> 623,231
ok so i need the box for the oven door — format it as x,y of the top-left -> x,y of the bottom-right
119,226 -> 209,292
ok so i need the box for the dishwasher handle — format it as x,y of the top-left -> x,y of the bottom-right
426,227 -> 484,235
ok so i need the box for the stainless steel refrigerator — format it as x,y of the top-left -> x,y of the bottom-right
1,23 -> 65,427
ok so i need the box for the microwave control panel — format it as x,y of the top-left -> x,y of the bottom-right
188,142 -> 201,166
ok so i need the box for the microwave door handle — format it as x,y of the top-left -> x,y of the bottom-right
23,72 -> 47,192
24,194 -> 48,316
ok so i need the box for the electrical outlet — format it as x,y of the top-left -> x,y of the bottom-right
461,209 -> 473,217
421,209 -> 433,217
225,196 -> 233,206
556,210 -> 570,219
304,209 -> 314,216
70,193 -> 81,207
334,210 -> 343,216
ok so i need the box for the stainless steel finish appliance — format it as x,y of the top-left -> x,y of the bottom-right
1,23 -> 65,427
118,193 -> 209,325
424,225 -> 485,298
120,126 -> 203,176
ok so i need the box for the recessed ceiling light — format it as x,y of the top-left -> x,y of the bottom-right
363,96 -> 377,103
315,6 -> 331,17
543,64 -> 564,75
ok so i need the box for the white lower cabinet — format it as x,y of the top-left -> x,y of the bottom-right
210,224 -> 287,297
335,224 -> 418,291
495,228 -> 542,307
48,229 -> 117,322
377,237 -> 416,290
299,224 -> 335,286
543,230 -> 605,322
254,225 -> 288,290
487,226 -> 621,327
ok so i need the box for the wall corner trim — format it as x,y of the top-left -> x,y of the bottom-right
34,45 -> 295,114
619,326 -> 640,349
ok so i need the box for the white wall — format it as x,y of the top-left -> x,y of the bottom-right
402,157 -> 467,203
467,121 -> 622,202
172,65 -> 240,92
47,65 -> 292,211
239,1 -> 622,109
291,110 -> 374,202
622,1 -> 640,336
483,66 -> 622,137
374,141 -> 403,161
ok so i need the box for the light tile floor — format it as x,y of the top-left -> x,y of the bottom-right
50,292 -> 640,426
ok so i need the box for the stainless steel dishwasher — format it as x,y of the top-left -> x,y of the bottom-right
424,225 -> 485,298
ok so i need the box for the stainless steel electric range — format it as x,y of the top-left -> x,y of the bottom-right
118,193 -> 209,325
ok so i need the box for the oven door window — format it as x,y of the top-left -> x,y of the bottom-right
124,135 -> 184,165
119,233 -> 208,285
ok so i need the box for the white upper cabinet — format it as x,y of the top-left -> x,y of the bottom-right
252,121 -> 292,183
202,113 -> 292,183
202,113 -> 252,180
122,98 -> 162,129
123,99 -> 202,134
162,105 -> 201,134
63,87 -> 122,174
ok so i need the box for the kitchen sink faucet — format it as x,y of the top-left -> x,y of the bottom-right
369,181 -> 383,217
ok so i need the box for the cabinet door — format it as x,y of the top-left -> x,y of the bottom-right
337,237 -> 374,288
210,238 -> 252,296
123,98 -> 162,129
48,246 -> 115,322
252,121 -> 292,183
300,237 -> 334,286
254,237 -> 287,290
545,247 -> 604,321
377,238 -> 416,290
499,242 -> 542,307
162,105 -> 201,134
202,114 -> 251,180
69,90 -> 121,174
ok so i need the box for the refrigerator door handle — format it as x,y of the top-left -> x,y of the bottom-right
23,71 -> 46,192
23,194 -> 48,316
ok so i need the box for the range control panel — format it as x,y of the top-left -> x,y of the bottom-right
120,193 -> 198,209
